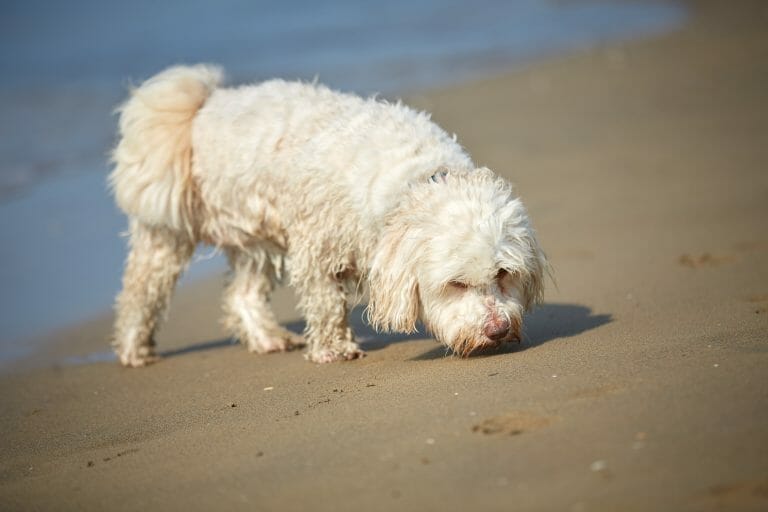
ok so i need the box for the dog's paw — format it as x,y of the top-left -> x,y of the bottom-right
306,345 -> 365,364
117,345 -> 160,368
247,328 -> 305,354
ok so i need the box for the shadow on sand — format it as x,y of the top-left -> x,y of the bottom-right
160,303 -> 611,361
412,303 -> 612,360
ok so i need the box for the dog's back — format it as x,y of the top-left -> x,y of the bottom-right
192,77 -> 473,226
111,65 -> 473,237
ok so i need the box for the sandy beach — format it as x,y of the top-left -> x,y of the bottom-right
2,1 -> 767,510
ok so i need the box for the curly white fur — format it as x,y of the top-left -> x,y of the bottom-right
110,64 -> 546,366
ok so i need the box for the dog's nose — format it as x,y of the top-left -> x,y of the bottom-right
484,317 -> 511,341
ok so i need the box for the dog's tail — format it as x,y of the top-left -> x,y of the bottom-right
110,64 -> 223,236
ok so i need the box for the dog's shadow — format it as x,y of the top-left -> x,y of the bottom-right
161,303 -> 611,361
411,303 -> 612,360
159,305 -> 423,359
159,305 -> 419,359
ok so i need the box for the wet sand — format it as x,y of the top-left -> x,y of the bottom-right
1,1 -> 767,510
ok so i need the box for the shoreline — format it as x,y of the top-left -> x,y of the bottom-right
2,1 -> 767,510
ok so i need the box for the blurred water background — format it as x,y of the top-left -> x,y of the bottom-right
0,0 -> 685,363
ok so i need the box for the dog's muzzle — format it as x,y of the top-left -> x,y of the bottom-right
483,316 -> 511,342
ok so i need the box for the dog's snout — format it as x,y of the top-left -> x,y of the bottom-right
484,317 -> 511,341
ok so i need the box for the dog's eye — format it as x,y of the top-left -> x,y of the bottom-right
448,280 -> 469,290
496,269 -> 512,294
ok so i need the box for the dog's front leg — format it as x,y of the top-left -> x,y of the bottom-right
295,272 -> 364,363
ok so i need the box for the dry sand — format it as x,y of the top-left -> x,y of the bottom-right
2,1 -> 767,510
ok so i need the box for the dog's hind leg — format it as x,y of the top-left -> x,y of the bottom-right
222,248 -> 304,353
112,220 -> 194,367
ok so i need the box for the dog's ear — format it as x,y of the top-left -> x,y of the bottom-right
366,225 -> 420,333
520,234 -> 548,311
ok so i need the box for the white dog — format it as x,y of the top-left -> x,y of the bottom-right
110,64 -> 546,366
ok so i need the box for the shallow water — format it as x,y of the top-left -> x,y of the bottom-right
0,0 -> 686,364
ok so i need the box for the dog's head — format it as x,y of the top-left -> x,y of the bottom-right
367,168 -> 546,356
